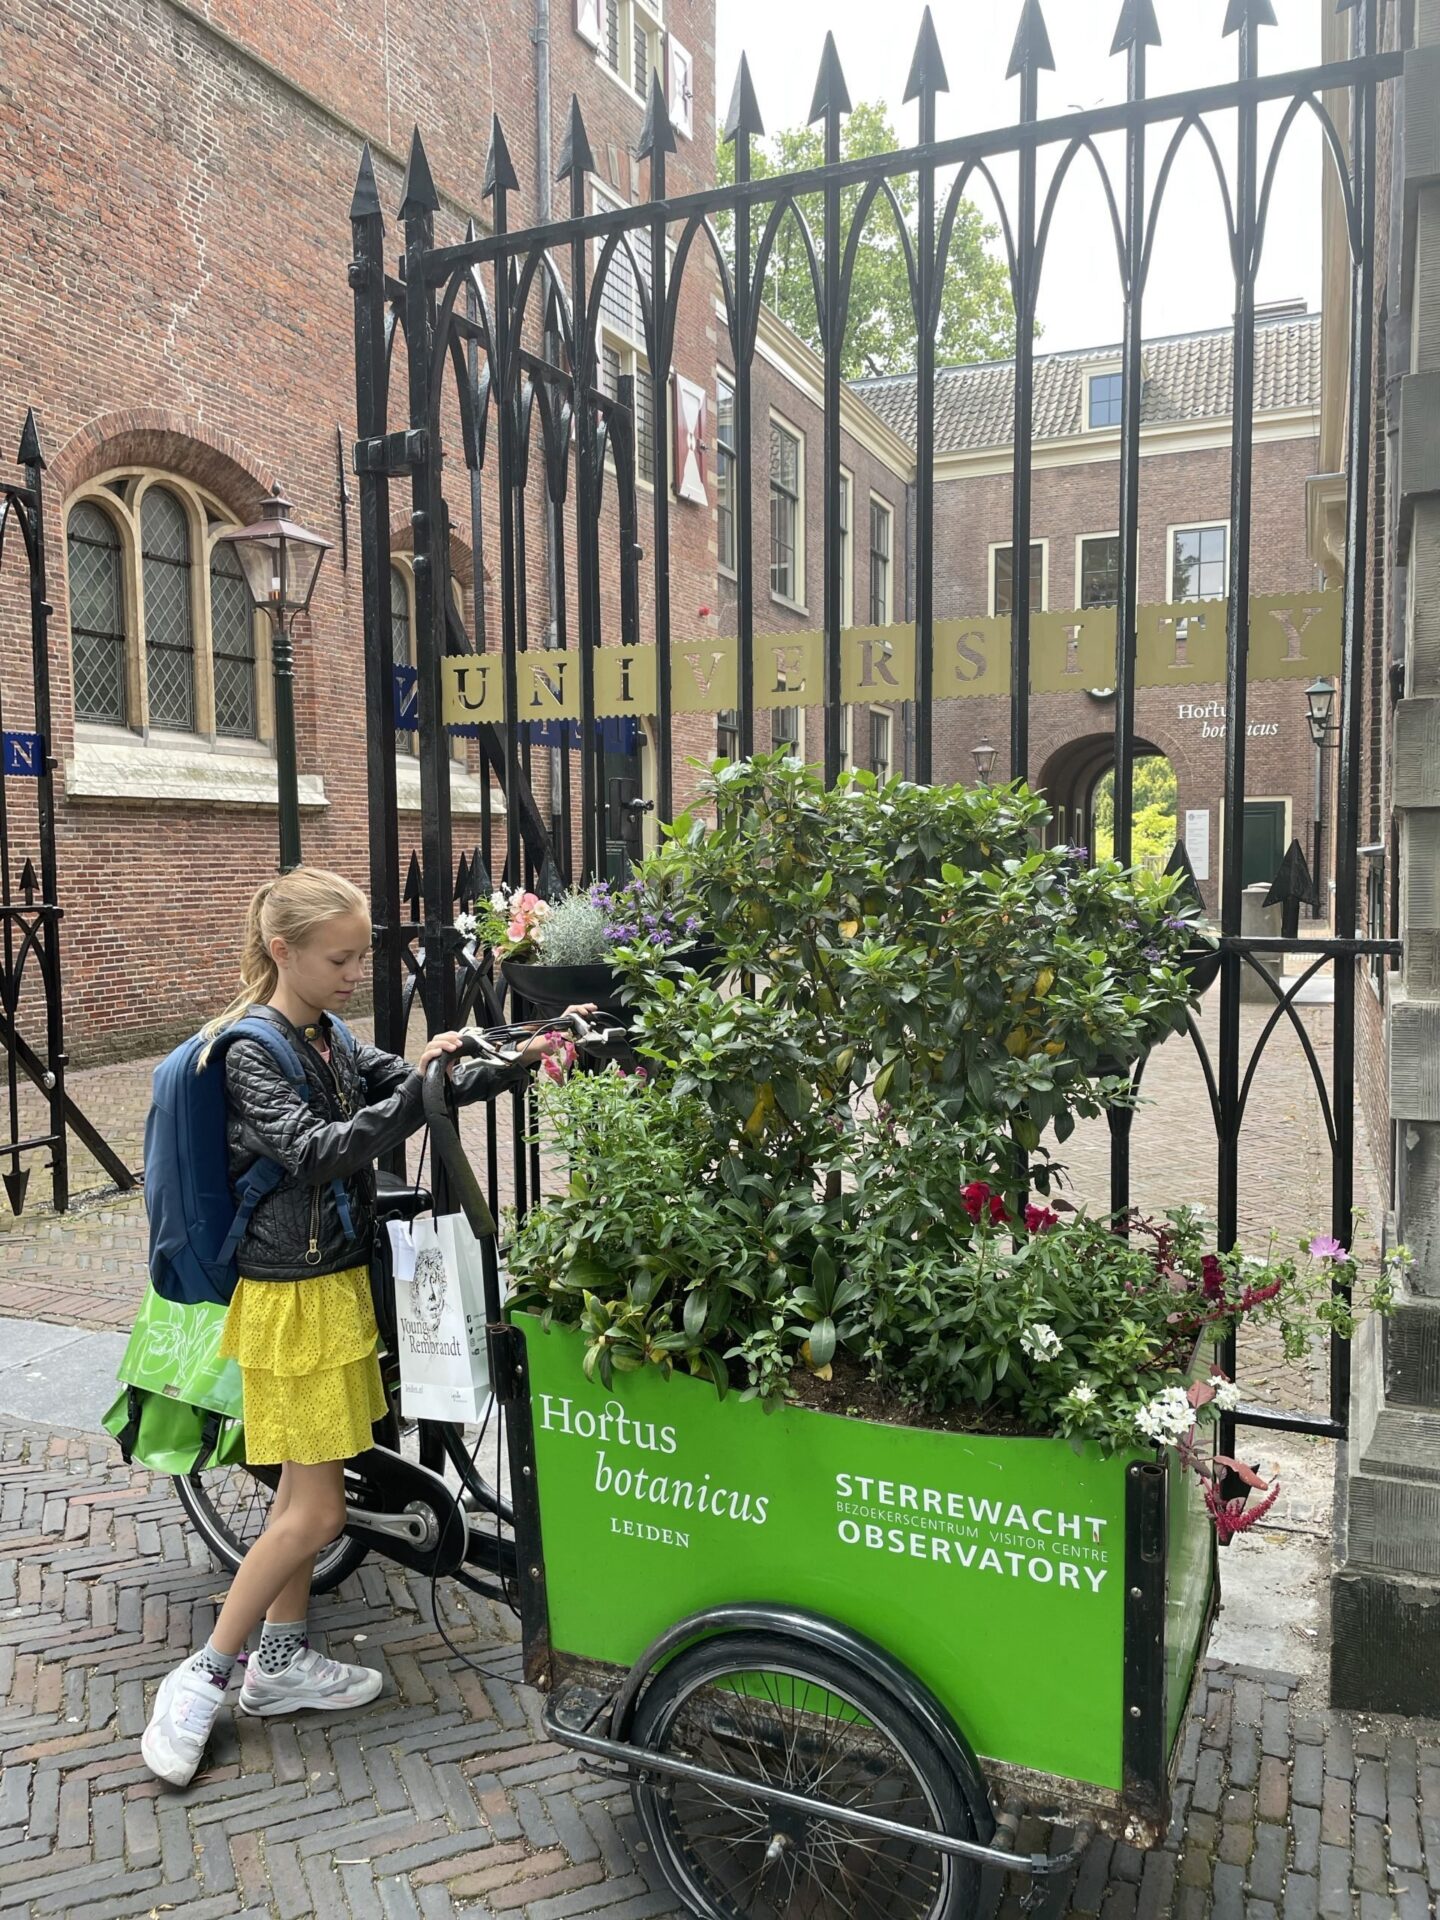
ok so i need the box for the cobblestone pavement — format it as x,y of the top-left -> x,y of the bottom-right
0,1419 -> 1436,1920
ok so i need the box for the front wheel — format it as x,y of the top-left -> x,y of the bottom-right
629,1631 -> 980,1920
174,1464 -> 369,1594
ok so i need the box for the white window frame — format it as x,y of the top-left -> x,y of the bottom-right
838,703 -> 854,772
869,705 -> 892,783
594,0 -> 664,103
1085,365 -> 1124,432
868,493 -> 894,626
838,467 -> 854,628
1075,531 -> 1121,609
768,408 -> 806,612
988,539 -> 1049,617
63,468 -> 272,750
716,369 -> 738,577
771,702 -> 804,762
1167,520 -> 1230,602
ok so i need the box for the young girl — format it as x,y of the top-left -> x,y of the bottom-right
143,867 -> 575,1788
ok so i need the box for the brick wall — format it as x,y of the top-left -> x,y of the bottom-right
0,0 -> 718,1057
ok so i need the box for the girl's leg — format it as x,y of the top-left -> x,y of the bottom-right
262,1464 -> 317,1630
209,1461 -> 345,1657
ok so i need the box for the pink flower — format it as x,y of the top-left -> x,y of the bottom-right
1309,1234 -> 1347,1263
507,916 -> 530,942
1024,1204 -> 1060,1235
539,1033 -> 577,1082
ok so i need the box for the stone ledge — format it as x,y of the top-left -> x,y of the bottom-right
394,758 -> 504,818
1393,698 -> 1440,809
1390,992 -> 1440,1120
64,738 -> 327,810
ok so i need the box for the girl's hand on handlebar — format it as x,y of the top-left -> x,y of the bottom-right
518,1003 -> 596,1068
418,1031 -> 467,1073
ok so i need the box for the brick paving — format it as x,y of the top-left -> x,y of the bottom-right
0,976 -> 1423,1917
0,1418 -> 1436,1919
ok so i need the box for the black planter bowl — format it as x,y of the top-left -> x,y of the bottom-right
502,960 -> 630,1018
503,945 -> 725,1022
1181,944 -> 1222,995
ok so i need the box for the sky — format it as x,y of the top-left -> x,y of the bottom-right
713,0 -> 1326,358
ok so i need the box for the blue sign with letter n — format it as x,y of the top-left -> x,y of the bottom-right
1,732 -> 43,778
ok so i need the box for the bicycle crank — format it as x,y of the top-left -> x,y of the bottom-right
343,1447 -> 468,1578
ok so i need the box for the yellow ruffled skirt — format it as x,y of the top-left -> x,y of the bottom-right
220,1265 -> 386,1466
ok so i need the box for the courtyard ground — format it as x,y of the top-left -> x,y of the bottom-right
0,978 -> 1435,1918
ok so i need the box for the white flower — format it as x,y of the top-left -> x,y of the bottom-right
1209,1374 -> 1242,1412
1135,1384 -> 1194,1449
1020,1322 -> 1063,1363
455,911 -> 477,938
490,890 -> 508,911
1067,1382 -> 1096,1407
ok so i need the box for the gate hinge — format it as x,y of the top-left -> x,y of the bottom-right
353,429 -> 429,476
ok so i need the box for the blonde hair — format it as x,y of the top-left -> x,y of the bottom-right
203,867 -> 369,1048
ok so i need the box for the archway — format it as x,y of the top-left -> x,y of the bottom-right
1034,731 -> 1173,866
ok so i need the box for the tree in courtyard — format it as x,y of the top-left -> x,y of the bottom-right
716,102 -> 1018,380
1093,757 -> 1178,871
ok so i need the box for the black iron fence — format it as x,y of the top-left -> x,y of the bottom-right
351,0 -> 1401,1448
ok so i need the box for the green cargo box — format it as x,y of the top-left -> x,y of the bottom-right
513,1313 -> 1216,1846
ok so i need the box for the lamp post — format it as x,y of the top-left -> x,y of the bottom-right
972,741 -> 997,784
213,492 -> 332,871
1304,676 -> 1340,921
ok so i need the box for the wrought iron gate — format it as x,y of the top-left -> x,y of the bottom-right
0,413 -> 133,1216
352,0 -> 1401,1449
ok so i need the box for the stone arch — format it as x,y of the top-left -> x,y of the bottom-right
48,409 -> 274,517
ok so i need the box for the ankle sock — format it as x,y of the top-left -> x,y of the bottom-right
193,1641 -> 236,1687
256,1619 -> 307,1676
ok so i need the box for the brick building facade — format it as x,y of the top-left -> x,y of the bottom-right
0,0 -> 722,1060
0,0 -> 1331,1076
857,307 -> 1329,917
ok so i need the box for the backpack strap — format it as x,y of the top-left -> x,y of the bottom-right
220,1015 -> 361,1254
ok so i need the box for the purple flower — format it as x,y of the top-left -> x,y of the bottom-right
1143,945 -> 1163,963
1309,1234 -> 1347,1263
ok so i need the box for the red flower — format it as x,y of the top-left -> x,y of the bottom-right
1201,1254 -> 1225,1301
697,605 -> 712,618
962,1180 -> 1008,1225
1204,1478 -> 1280,1543
1025,1204 -> 1060,1234
1239,1275 -> 1284,1312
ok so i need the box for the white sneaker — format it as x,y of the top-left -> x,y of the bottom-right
141,1657 -> 229,1788
237,1644 -> 383,1716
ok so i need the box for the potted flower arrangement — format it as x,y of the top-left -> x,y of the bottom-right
461,880 -> 711,1017
503,756 -> 1401,1804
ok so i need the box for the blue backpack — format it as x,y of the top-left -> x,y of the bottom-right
143,1014 -> 358,1307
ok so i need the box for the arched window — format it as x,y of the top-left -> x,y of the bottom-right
209,540 -> 257,739
66,501 -> 128,725
390,563 -> 412,667
140,487 -> 195,731
64,468 -> 268,745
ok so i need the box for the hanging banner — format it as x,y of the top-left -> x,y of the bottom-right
440,591 -> 1342,725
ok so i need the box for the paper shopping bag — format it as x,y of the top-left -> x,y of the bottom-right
388,1214 -> 494,1422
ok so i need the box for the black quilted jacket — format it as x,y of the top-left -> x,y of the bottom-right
223,1008 -> 523,1281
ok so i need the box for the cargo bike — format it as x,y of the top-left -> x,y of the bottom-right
175,1011 -> 1217,1915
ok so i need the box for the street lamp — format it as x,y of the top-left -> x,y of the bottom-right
972,741 -> 997,784
1305,676 -> 1338,749
213,492 -> 332,871
1302,676 -> 1340,921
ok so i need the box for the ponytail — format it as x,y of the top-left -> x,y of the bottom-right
201,867 -> 368,1059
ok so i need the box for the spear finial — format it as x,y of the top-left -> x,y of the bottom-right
556,94 -> 596,181
399,126 -> 440,219
483,114 -> 519,199
904,7 -> 950,105
807,31 -> 852,127
724,53 -> 766,145
1006,0 -> 1055,82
